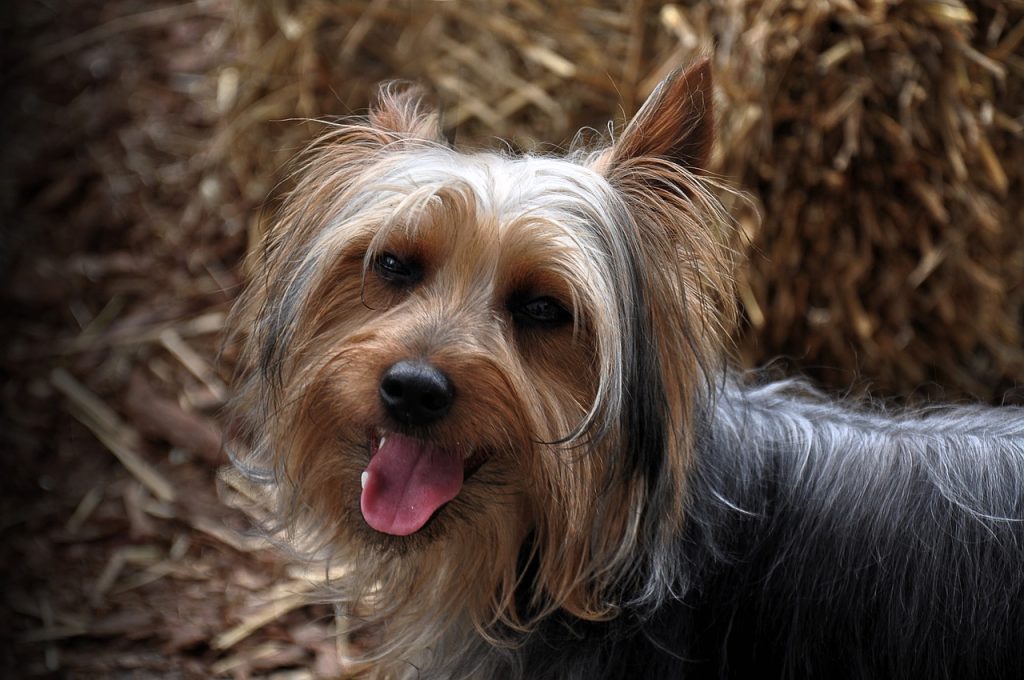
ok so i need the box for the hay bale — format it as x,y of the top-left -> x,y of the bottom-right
219,0 -> 1024,402
705,0 -> 1024,401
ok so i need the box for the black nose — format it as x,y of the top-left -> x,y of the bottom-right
379,360 -> 454,427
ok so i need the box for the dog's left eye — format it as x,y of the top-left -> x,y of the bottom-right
374,251 -> 421,285
514,296 -> 572,327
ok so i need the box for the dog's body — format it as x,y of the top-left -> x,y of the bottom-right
517,380 -> 1024,679
227,61 -> 1024,679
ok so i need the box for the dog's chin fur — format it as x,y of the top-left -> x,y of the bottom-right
225,61 -> 1024,679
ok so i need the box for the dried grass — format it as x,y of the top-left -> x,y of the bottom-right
704,0 -> 1024,400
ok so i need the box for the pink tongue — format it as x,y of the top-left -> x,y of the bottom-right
360,433 -> 464,536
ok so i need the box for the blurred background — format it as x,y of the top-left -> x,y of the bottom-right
3,0 -> 1022,676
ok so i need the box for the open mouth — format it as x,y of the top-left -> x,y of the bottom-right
359,431 -> 472,536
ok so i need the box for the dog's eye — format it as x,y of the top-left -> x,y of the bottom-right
374,251 -> 421,285
514,296 -> 572,327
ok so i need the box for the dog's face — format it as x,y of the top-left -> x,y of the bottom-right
228,60 -> 735,635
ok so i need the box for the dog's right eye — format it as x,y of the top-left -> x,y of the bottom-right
374,252 -> 421,286
511,295 -> 573,328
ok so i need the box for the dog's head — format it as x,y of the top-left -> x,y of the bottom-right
227,59 -> 735,648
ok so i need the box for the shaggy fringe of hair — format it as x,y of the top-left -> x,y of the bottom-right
224,81 -> 742,677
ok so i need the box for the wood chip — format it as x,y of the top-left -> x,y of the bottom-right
51,368 -> 176,503
158,329 -> 228,404
124,370 -> 224,464
213,586 -> 313,651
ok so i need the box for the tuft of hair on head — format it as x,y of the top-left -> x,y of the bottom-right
367,81 -> 445,143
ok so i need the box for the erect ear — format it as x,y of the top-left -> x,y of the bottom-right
606,58 -> 714,173
368,82 -> 444,142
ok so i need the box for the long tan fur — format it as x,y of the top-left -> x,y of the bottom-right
226,60 -> 739,678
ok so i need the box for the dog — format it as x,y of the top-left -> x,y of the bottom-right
225,60 -> 1024,679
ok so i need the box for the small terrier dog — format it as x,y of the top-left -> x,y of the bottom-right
227,61 -> 1024,679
